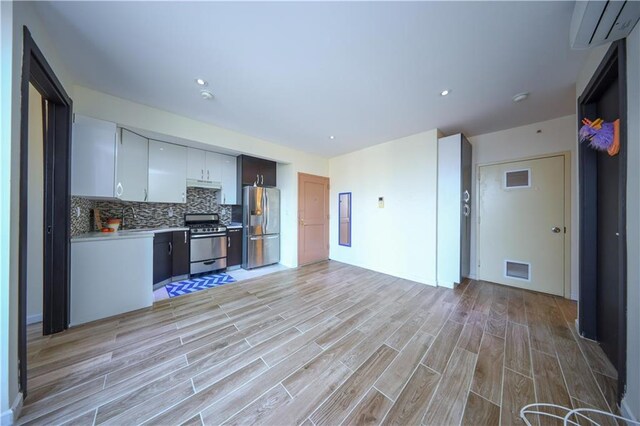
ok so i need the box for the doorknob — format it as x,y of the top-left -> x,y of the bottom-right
551,227 -> 561,233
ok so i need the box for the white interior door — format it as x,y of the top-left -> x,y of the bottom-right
478,155 -> 565,295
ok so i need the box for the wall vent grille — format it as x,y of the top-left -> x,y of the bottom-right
505,261 -> 530,280
505,169 -> 530,188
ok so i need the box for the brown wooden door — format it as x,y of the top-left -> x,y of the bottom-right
298,173 -> 330,266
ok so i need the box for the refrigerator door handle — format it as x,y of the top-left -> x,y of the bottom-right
264,189 -> 268,233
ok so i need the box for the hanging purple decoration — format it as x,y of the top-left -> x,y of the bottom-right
579,118 -> 615,151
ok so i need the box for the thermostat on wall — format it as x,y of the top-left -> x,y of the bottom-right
378,197 -> 384,208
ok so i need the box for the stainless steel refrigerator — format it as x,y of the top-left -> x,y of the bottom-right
242,186 -> 280,269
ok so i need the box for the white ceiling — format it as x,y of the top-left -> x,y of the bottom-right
35,1 -> 587,157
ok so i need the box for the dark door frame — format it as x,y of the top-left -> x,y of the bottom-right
577,40 -> 627,400
19,26 -> 73,396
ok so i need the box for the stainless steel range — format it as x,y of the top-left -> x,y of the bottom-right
184,213 -> 227,275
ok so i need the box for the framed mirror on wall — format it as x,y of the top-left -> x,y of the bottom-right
339,192 -> 351,247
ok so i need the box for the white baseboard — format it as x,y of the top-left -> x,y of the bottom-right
26,313 -> 42,325
0,409 -> 13,426
437,280 -> 455,289
1,392 -> 23,425
621,397 -> 638,423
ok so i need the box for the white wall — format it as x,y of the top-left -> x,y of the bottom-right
26,84 -> 43,325
623,23 -> 640,422
329,129 -> 439,285
468,115 -> 578,299
71,86 -> 329,270
3,1 -> 75,420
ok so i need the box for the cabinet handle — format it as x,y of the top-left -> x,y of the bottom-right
144,188 -> 148,202
182,192 -> 185,202
184,231 -> 187,244
256,174 -> 260,186
116,182 -> 123,197
261,174 -> 264,185
201,169 -> 204,180
228,237 -> 231,248
168,242 -> 173,255
207,169 -> 210,180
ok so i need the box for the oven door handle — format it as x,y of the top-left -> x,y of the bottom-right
191,233 -> 227,239
203,260 -> 216,265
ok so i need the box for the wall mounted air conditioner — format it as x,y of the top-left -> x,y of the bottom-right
570,1 -> 640,49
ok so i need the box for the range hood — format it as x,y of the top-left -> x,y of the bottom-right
186,179 -> 222,190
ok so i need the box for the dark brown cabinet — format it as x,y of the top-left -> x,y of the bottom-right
153,232 -> 172,285
227,228 -> 242,268
237,155 -> 277,200
153,230 -> 190,286
172,230 -> 190,277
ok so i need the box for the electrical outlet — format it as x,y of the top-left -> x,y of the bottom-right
76,206 -> 81,218
378,197 -> 384,208
168,207 -> 174,217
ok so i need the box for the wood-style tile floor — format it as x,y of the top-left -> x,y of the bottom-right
21,261 -> 619,425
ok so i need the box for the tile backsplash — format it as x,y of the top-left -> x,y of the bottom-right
71,197 -> 95,236
71,188 -> 232,237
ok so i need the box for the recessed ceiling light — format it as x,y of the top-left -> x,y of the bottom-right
512,92 -> 529,102
440,89 -> 450,96
195,78 -> 208,86
329,136 -> 335,140
200,90 -> 214,100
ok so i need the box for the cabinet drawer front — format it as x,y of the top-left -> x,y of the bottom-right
154,231 -> 173,243
191,258 -> 227,274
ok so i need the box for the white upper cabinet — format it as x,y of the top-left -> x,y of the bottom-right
187,148 -> 222,185
116,129 -> 149,202
187,147 -> 206,181
205,152 -> 222,184
220,155 -> 237,204
71,114 -> 117,198
148,140 -> 187,203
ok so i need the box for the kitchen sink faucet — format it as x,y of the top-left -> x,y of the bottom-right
122,206 -> 137,230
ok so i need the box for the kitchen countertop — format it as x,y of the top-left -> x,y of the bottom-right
71,227 -> 189,243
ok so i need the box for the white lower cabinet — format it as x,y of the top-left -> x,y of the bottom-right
148,139 -> 187,203
71,235 -> 153,325
116,129 -> 149,201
